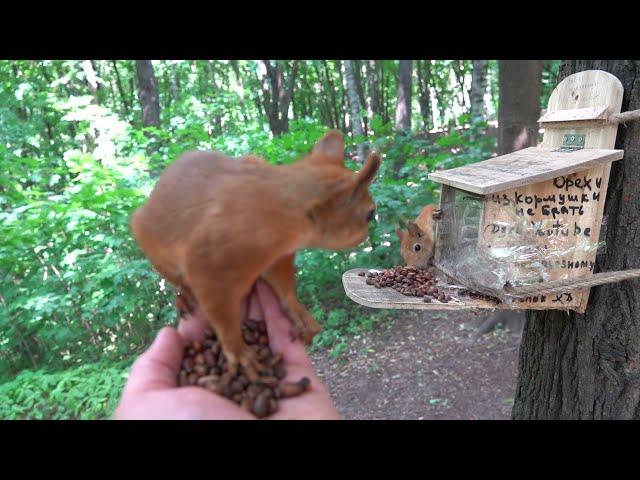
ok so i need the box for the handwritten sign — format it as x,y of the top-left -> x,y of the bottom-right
485,170 -> 602,237
477,164 -> 609,310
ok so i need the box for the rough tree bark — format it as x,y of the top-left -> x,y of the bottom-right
513,60 -> 640,420
498,60 -> 542,154
395,60 -> 413,134
470,60 -> 488,121
344,60 -> 366,163
258,60 -> 299,136
135,60 -> 160,128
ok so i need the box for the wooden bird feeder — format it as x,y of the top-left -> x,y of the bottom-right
343,70 -> 632,314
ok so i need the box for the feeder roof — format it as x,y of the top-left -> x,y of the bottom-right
428,146 -> 623,195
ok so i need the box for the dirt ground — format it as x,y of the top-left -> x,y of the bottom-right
310,310 -> 523,420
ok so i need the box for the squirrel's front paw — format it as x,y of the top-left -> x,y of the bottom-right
289,310 -> 322,346
229,348 -> 264,383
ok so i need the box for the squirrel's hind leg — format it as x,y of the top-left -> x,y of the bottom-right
261,253 -> 322,345
184,247 -> 271,382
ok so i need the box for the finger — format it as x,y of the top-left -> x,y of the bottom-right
177,304 -> 209,345
255,281 -> 312,368
125,327 -> 184,393
247,284 -> 264,321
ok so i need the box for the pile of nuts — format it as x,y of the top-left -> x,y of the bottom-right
359,266 -> 452,303
178,319 -> 310,418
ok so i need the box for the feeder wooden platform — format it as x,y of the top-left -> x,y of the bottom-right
342,269 -> 500,311
342,268 -> 577,311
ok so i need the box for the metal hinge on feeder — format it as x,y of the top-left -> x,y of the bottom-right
554,134 -> 586,152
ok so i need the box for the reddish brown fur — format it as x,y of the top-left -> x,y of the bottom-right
130,131 -> 380,380
396,204 -> 438,268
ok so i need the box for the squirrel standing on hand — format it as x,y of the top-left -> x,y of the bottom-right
396,204 -> 441,268
130,131 -> 381,381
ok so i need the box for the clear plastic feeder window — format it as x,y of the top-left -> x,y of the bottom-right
435,186 -> 605,302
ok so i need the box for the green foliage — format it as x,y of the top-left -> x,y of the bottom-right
0,59 -> 553,418
0,360 -> 130,419
0,86 -> 172,380
541,60 -> 561,107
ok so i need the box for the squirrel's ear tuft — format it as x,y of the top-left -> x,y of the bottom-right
396,228 -> 405,241
406,221 -> 424,238
359,151 -> 381,182
312,130 -> 345,164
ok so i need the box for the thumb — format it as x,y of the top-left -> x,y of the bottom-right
124,327 -> 184,394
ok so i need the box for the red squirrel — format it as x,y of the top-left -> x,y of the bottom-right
130,131 -> 380,380
396,204 -> 441,268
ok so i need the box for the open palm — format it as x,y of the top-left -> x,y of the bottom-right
113,281 -> 340,420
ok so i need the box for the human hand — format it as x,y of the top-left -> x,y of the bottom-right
113,280 -> 340,420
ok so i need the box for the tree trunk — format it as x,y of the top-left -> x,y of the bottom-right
135,60 -> 160,128
344,60 -> 366,163
435,79 -> 447,131
321,61 -> 340,129
470,60 -> 488,121
382,62 -> 391,124
111,61 -> 130,117
207,61 -> 224,135
312,62 -> 336,128
382,61 -> 391,124
276,61 -> 299,134
230,60 -> 248,122
258,60 -> 299,136
335,61 -> 348,132
454,60 -> 468,110
352,60 -> 369,134
497,60 -> 542,154
170,63 -> 181,101
513,60 -> 640,420
367,60 -> 382,120
416,60 -> 433,131
395,60 -> 412,134
81,60 -> 101,103
106,75 -> 119,113
299,67 -> 315,119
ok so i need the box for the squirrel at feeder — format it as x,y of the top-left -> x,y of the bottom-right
130,130 -> 381,381
396,204 -> 442,268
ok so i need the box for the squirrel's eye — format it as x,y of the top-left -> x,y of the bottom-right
413,244 -> 422,252
366,209 -> 375,223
